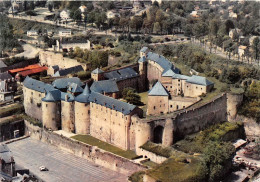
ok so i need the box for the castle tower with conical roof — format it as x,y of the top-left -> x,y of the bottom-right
74,84 -> 91,134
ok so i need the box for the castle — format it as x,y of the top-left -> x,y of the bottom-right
23,47 -> 216,151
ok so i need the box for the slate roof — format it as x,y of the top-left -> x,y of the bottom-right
186,75 -> 214,86
60,92 -> 74,102
0,72 -> 12,80
23,77 -> 55,93
89,92 -> 136,115
42,89 -> 61,102
172,74 -> 191,80
140,47 -> 148,53
67,82 -> 84,93
52,77 -> 83,89
90,80 -> 119,93
104,67 -> 139,81
61,39 -> 89,44
92,68 -> 104,74
148,82 -> 169,96
52,65 -> 59,70
146,52 -> 180,74
0,61 -> 7,69
53,65 -> 83,77
75,84 -> 91,103
162,69 -> 175,77
138,56 -> 146,63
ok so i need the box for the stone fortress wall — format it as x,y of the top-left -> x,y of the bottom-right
135,93 -> 228,149
39,51 -> 87,71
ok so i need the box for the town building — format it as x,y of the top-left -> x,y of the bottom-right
53,65 -> 84,77
0,144 -> 15,177
0,72 -> 17,101
53,39 -> 91,52
60,10 -> 70,20
106,10 -> 120,19
58,29 -> 72,37
26,30 -> 38,37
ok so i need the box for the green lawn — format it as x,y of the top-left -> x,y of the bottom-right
71,134 -> 138,159
138,92 -> 148,117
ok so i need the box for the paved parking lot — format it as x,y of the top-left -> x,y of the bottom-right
8,138 -> 128,182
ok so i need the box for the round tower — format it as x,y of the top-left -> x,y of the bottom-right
61,93 -> 75,133
42,90 -> 61,130
74,84 -> 91,134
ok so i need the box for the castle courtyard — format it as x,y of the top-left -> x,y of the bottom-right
7,138 -> 128,182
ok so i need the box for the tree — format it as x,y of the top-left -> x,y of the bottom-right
200,141 -> 235,182
122,88 -> 141,105
252,37 -> 260,64
209,19 -> 220,38
192,22 -> 208,40
130,16 -> 143,33
153,22 -> 161,34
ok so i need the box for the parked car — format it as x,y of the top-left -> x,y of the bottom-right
39,166 -> 48,171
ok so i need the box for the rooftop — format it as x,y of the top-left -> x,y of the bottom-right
90,80 -> 119,94
89,92 -> 136,115
0,60 -> 7,69
42,89 -> 61,102
53,65 -> 84,77
17,66 -> 48,77
23,77 -> 55,93
172,74 -> 191,80
146,52 -> 180,74
52,77 -> 83,89
148,82 -> 169,96
104,67 -> 139,81
9,64 -> 41,74
67,82 -> 84,93
0,72 -> 13,80
92,68 -> 104,74
186,75 -> 214,86
162,69 -> 176,77
140,47 -> 148,53
75,84 -> 91,103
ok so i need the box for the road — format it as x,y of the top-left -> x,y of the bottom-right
8,138 -> 128,182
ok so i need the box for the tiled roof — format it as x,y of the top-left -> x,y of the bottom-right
92,68 -> 104,74
18,67 -> 48,77
140,47 -> 148,52
0,61 -> 7,69
104,67 -> 139,81
9,64 -> 41,74
23,77 -> 55,93
52,77 -> 83,89
75,84 -> 91,103
186,75 -> 214,86
67,82 -> 83,93
61,39 -> 89,44
0,72 -> 12,80
42,89 -> 61,102
172,74 -> 191,80
146,52 -> 180,74
148,82 -> 169,96
162,69 -> 175,77
53,65 -> 84,77
90,80 -> 119,93
89,92 -> 136,115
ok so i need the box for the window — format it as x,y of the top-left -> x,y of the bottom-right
30,98 -> 33,104
39,94 -> 41,97
201,88 -> 203,90
170,86 -> 172,88
178,79 -> 180,82
31,92 -> 33,95
88,110 -> 90,114
154,106 -> 156,110
46,104 -> 48,107
196,87 -> 198,89
166,86 -> 168,88
170,105 -> 172,108
183,106 -> 185,108
178,84 -> 180,86
177,105 -> 179,109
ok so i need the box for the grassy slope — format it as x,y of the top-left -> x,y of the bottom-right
71,134 -> 138,159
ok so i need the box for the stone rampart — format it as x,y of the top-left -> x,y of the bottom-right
39,51 -> 87,71
24,120 -> 146,175
136,148 -> 167,164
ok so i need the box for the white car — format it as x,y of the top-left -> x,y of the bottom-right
39,166 -> 48,171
